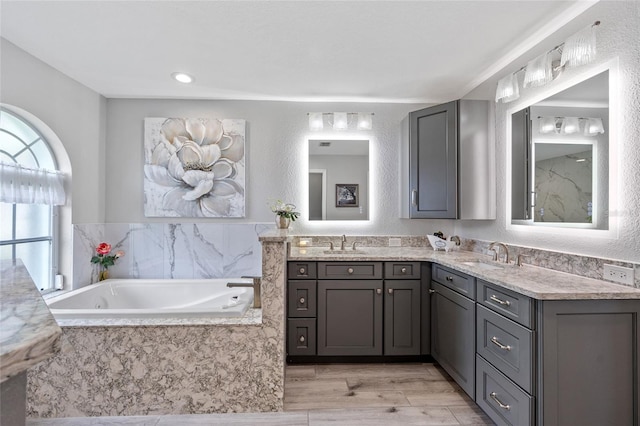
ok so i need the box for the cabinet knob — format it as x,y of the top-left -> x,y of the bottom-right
299,335 -> 305,343
400,267 -> 407,274
376,288 -> 382,295
299,297 -> 305,304
299,267 -> 306,275
445,276 -> 453,282
347,267 -> 354,274
388,288 -> 394,295
428,289 -> 436,294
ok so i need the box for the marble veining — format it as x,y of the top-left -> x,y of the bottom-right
27,236 -> 287,418
73,223 -> 270,288
1,260 -> 62,382
289,245 -> 640,300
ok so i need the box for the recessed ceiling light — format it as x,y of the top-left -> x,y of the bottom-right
172,72 -> 194,84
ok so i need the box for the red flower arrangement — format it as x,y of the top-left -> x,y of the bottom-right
91,242 -> 124,281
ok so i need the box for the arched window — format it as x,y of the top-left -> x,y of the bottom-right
0,108 -> 65,291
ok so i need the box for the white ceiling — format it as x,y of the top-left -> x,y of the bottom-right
0,1 -> 598,103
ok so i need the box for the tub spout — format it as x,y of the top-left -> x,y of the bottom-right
227,276 -> 262,308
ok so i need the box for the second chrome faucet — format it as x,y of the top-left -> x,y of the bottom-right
488,242 -> 510,264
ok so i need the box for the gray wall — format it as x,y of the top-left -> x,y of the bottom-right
458,2 -> 640,264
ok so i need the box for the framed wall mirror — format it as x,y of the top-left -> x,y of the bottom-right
308,139 -> 369,221
511,70 -> 609,229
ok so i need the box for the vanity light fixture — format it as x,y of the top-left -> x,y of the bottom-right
332,112 -> 348,130
357,113 -> 373,130
584,117 -> 605,136
308,112 -> 324,131
172,72 -> 194,84
523,52 -> 553,88
495,21 -> 600,103
538,116 -> 605,135
307,112 -> 374,131
560,117 -> 580,134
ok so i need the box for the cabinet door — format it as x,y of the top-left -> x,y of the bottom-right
317,280 -> 383,356
384,280 -> 420,356
431,281 -> 475,398
409,101 -> 458,218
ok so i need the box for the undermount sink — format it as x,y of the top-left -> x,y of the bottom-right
459,260 -> 504,271
323,249 -> 368,255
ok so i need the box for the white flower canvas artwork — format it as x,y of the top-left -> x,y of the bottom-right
144,117 -> 246,217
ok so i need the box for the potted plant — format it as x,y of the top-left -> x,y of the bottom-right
269,199 -> 300,229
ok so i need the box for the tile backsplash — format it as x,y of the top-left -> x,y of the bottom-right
73,223 -> 271,289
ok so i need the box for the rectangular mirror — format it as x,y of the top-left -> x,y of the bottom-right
308,139 -> 369,221
511,70 -> 609,229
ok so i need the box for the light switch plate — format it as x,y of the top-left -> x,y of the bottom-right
603,264 -> 634,285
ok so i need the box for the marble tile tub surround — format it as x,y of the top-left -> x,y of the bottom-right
27,235 -> 288,418
291,235 -> 640,288
1,260 -> 62,382
73,223 -> 271,289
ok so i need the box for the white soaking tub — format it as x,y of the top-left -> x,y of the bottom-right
47,278 -> 255,320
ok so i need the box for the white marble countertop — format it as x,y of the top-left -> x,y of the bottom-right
0,260 -> 62,382
289,246 -> 640,300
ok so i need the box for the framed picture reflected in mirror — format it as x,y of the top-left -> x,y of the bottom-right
336,184 -> 359,207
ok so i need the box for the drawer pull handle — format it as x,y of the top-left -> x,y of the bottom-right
490,295 -> 511,306
376,288 -> 382,295
428,289 -> 436,294
347,267 -> 354,274
299,267 -> 306,275
491,336 -> 512,351
400,267 -> 407,274
388,288 -> 394,295
445,276 -> 453,282
299,335 -> 305,343
299,297 -> 305,304
490,392 -> 510,410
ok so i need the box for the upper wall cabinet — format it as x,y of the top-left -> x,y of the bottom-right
401,100 -> 495,219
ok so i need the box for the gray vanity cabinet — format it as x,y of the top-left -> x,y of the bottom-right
402,99 -> 494,220
384,280 -> 421,356
317,280 -> 383,356
430,265 -> 476,398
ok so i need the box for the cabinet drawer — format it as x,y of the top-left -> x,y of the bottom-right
477,280 -> 534,328
476,355 -> 533,426
384,262 -> 421,279
476,305 -> 534,393
288,262 -> 317,279
318,262 -> 382,279
432,264 -> 475,299
287,319 -> 316,356
288,281 -> 317,318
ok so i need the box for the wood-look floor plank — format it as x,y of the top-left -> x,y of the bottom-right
314,363 -> 436,380
404,389 -> 477,408
284,390 -> 411,411
308,406 -> 461,426
346,376 -> 461,392
285,365 -> 317,379
448,405 -> 495,425
155,412 -> 309,425
284,378 -> 349,395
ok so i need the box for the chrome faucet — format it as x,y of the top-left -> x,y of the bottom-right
450,235 -> 461,246
340,234 -> 347,250
227,276 -> 262,308
488,242 -> 510,264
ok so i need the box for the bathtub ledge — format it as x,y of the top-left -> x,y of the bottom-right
54,307 -> 263,327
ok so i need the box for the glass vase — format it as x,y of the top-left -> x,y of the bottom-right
99,268 -> 109,281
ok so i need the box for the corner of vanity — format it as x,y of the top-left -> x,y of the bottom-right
1,259 -> 62,426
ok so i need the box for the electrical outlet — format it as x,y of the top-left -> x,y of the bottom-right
603,264 -> 634,285
389,238 -> 402,247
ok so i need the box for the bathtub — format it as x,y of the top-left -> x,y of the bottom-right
47,278 -> 255,320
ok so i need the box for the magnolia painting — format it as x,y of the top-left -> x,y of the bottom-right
144,117 -> 245,217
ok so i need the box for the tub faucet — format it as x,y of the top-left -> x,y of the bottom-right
488,242 -> 510,264
227,276 -> 261,308
340,234 -> 347,250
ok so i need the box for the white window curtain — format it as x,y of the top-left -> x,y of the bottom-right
0,162 -> 66,205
